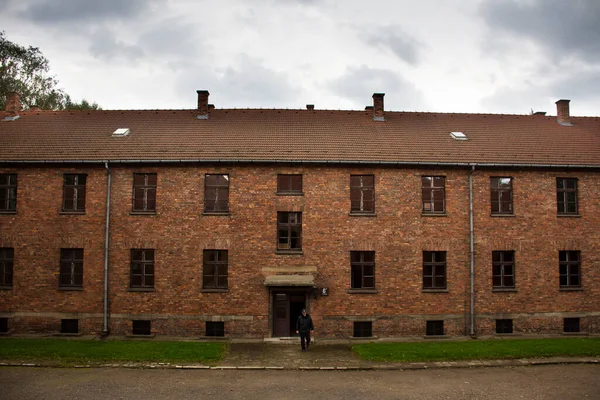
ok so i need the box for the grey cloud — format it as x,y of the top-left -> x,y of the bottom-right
89,28 -> 145,62
328,65 -> 427,110
365,26 -> 421,65
551,70 -> 600,104
18,0 -> 164,24
481,0 -> 600,62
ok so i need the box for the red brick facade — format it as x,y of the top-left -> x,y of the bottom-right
1,164 -> 598,338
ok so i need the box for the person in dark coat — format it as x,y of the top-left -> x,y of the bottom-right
296,308 -> 314,351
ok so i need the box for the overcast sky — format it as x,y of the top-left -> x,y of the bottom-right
1,0 -> 599,115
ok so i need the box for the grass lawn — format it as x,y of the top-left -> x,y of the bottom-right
353,338 -> 600,363
0,338 -> 226,364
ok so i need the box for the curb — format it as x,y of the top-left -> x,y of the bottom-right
0,358 -> 597,371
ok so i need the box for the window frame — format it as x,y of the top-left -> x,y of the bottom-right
132,173 -> 157,213
350,251 -> 375,289
277,174 -> 303,194
277,212 -> 302,252
0,248 -> 14,287
0,174 -> 17,212
423,251 -> 447,290
62,174 -> 87,213
202,250 -> 228,290
556,178 -> 578,215
421,176 -> 446,214
204,174 -> 230,213
490,177 -> 513,214
559,250 -> 581,288
130,249 -> 155,289
59,248 -> 83,288
350,174 -> 375,214
492,251 -> 515,289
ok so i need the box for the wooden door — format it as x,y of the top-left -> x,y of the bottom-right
273,292 -> 290,337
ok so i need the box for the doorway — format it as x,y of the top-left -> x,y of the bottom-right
272,290 -> 306,337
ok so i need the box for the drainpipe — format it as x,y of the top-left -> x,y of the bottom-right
469,165 -> 476,337
103,162 -> 112,335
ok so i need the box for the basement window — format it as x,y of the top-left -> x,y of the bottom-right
496,319 -> 513,334
112,128 -> 131,137
0,317 -> 8,333
61,319 -> 79,334
564,318 -> 580,333
426,320 -> 444,336
353,321 -> 372,338
450,131 -> 468,140
205,321 -> 225,337
132,320 -> 151,335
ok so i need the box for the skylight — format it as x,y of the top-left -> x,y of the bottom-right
450,131 -> 467,140
112,128 -> 130,137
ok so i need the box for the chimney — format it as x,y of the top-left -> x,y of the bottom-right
5,92 -> 21,115
306,104 -> 314,111
372,93 -> 385,121
555,99 -> 571,126
196,90 -> 210,119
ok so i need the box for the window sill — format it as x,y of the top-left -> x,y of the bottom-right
494,333 -> 518,336
350,336 -> 378,340
199,335 -> 227,340
53,332 -> 82,337
0,286 -> 13,290
58,287 -> 84,291
562,332 -> 588,336
492,288 -> 517,293
347,289 -> 378,294
557,214 -> 581,218
276,192 -> 304,196
128,287 -> 156,292
275,250 -> 304,255
202,212 -> 231,216
60,211 -> 86,215
422,289 -> 448,293
0,211 -> 17,215
559,287 -> 583,292
130,211 -> 157,216
348,212 -> 377,217
200,289 -> 229,293
421,212 -> 447,217
424,335 -> 449,339
126,333 -> 156,338
490,213 -> 515,217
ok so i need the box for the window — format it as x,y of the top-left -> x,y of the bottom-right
557,178 -> 578,214
61,319 -> 79,334
422,176 -> 445,213
559,251 -> 580,288
426,320 -> 444,336
277,174 -> 302,194
350,251 -> 375,289
130,249 -> 154,288
423,251 -> 446,290
132,320 -> 151,335
0,248 -> 13,287
62,174 -> 86,212
490,177 -> 513,214
277,212 -> 302,251
206,321 -> 225,337
564,318 -> 580,333
0,318 -> 7,333
132,173 -> 157,212
353,321 -> 372,337
0,174 -> 17,212
59,249 -> 83,288
492,251 -> 515,288
204,174 -> 229,213
496,319 -> 513,334
203,250 -> 228,289
350,175 -> 375,213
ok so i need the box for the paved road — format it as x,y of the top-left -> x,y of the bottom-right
1,365 -> 599,400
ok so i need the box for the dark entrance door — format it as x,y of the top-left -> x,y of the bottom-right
273,290 -> 306,337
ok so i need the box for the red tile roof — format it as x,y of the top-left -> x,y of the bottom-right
1,108 -> 599,166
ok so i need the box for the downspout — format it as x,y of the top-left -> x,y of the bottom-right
103,162 -> 112,335
469,165 -> 476,337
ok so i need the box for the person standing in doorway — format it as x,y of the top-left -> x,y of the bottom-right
296,308 -> 314,352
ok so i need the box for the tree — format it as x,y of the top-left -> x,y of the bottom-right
0,31 -> 100,111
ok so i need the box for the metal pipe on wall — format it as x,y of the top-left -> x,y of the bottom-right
103,162 -> 112,335
469,165 -> 476,336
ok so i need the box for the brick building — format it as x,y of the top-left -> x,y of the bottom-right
1,91 -> 599,339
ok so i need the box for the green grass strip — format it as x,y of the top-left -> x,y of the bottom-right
353,338 -> 600,362
0,338 -> 226,364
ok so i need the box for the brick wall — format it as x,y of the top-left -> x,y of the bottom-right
1,165 -> 598,338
